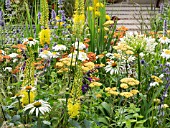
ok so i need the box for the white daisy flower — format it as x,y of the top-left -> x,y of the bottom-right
106,53 -> 114,59
23,100 -> 51,117
161,49 -> 170,60
39,50 -> 53,60
21,85 -> 36,92
23,37 -> 39,47
52,44 -> 67,51
72,41 -> 86,50
52,52 -> 60,58
9,53 -> 18,58
68,51 -> 88,61
4,67 -> 12,72
159,37 -> 170,44
104,61 -> 119,75
13,59 -> 18,63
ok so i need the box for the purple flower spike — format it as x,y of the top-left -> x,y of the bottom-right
51,9 -> 56,20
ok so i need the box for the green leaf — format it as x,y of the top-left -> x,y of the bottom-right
42,120 -> 51,125
101,102 -> 112,115
136,120 -> 147,124
12,115 -> 20,122
83,119 -> 91,128
98,117 -> 109,125
69,119 -> 81,128
125,120 -> 131,128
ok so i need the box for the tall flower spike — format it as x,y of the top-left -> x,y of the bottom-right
72,0 -> 85,35
163,19 -> 167,37
40,0 -> 49,28
5,0 -> 11,9
67,65 -> 83,118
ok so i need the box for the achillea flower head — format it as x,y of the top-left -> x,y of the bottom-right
120,78 -> 139,86
39,29 -> 51,46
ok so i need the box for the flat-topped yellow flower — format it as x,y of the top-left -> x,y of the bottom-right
89,82 -> 102,87
103,20 -> 114,26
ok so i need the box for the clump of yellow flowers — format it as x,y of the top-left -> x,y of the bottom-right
55,58 -> 76,74
39,29 -> 51,46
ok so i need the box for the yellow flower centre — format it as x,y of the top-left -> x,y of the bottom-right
28,37 -> 34,41
162,37 -> 167,40
164,50 -> 170,55
43,50 -> 49,54
25,86 -> 32,90
111,62 -> 117,67
33,102 -> 42,107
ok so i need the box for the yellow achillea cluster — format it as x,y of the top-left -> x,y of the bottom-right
151,75 -> 163,83
113,43 -> 134,54
120,92 -> 133,98
67,66 -> 83,118
120,78 -> 139,86
89,82 -> 102,87
120,83 -> 129,89
119,77 -> 139,98
39,29 -> 51,46
73,0 -> 85,34
105,87 -> 119,96
82,62 -> 95,72
55,58 -> 76,73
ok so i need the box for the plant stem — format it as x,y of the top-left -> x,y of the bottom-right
137,53 -> 141,91
37,113 -> 41,128
28,91 -> 30,104
0,104 -> 6,121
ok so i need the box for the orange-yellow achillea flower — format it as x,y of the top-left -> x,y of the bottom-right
39,29 -> 51,46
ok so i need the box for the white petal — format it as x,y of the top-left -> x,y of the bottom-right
36,108 -> 39,117
29,107 -> 36,115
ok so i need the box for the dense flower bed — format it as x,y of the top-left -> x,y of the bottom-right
0,0 -> 170,128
